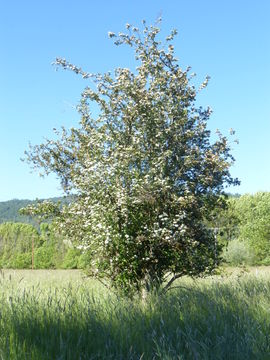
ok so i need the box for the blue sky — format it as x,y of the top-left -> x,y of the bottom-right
0,0 -> 269,201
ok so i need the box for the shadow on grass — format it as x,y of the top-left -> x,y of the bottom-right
1,277 -> 270,359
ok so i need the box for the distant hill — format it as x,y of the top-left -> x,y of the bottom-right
0,197 -> 72,225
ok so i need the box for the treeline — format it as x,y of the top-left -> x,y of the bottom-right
0,192 -> 269,269
0,222 -> 90,269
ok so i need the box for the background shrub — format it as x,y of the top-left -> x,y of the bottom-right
60,248 -> 82,269
222,239 -> 255,266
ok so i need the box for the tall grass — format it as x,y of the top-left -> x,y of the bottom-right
0,269 -> 270,359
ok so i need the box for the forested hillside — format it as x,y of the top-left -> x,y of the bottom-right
0,197 -> 71,225
0,199 -> 36,224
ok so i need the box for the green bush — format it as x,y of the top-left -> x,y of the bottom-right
222,239 -> 255,266
0,251 -> 31,269
77,250 -> 92,269
10,252 -> 32,269
60,248 -> 81,269
235,193 -> 270,262
35,245 -> 56,269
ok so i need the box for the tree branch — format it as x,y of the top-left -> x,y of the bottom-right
162,272 -> 184,293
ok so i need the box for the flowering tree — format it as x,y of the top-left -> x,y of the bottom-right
23,21 -> 239,295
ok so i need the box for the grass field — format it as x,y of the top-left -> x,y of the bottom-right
1,268 -> 270,359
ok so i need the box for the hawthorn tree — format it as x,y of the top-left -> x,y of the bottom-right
23,20 -> 239,295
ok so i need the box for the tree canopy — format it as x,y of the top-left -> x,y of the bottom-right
23,20 -> 239,295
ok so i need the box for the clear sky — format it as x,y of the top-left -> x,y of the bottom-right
0,0 -> 269,201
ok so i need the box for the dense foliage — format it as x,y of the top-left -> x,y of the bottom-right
23,21 -> 238,294
216,192 -> 270,265
235,193 -> 270,263
0,222 -> 38,268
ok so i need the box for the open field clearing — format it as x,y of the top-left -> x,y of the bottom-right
1,268 -> 270,359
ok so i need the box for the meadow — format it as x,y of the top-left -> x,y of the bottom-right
1,268 -> 270,359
